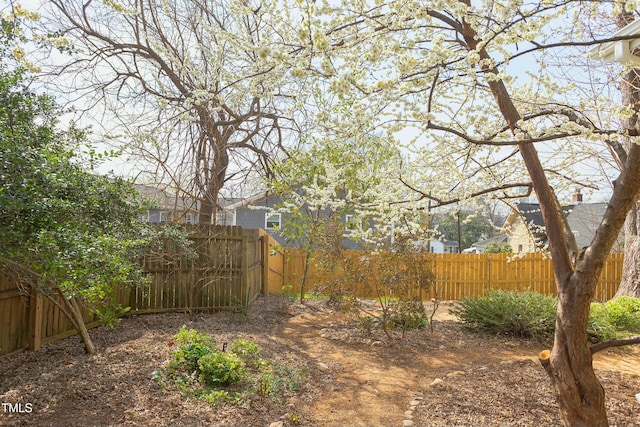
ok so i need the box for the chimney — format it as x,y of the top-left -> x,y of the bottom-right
572,189 -> 583,203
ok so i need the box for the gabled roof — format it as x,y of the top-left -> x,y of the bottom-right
511,202 -> 575,229
567,202 -> 608,248
227,191 -> 274,210
503,201 -> 607,247
218,196 -> 245,209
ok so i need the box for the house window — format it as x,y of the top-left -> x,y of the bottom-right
345,214 -> 358,230
159,211 -> 168,223
185,213 -> 193,224
265,213 -> 281,230
518,244 -> 523,253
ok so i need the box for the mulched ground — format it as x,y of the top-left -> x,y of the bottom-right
0,296 -> 638,426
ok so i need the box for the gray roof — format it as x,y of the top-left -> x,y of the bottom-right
512,202 -> 607,247
567,203 -> 607,248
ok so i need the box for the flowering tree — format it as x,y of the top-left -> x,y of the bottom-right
278,1 -> 640,425
270,131 -> 411,299
43,0 -> 304,223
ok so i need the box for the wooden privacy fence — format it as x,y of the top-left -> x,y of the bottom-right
0,228 -> 626,358
267,248 -> 625,303
0,225 -> 266,357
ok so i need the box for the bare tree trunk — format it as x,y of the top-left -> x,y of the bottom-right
614,11 -> 640,298
616,202 -> 640,297
300,249 -> 312,304
59,293 -> 97,355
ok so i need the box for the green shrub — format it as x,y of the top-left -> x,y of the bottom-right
603,296 -> 640,331
173,325 -> 215,349
170,343 -> 214,375
387,300 -> 427,330
231,339 -> 262,367
451,290 -> 557,340
587,303 -> 617,342
588,296 -> 640,342
454,291 -> 640,343
161,328 -> 307,406
198,351 -> 246,387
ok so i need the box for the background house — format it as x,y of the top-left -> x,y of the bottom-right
463,234 -> 509,253
429,240 -> 460,254
228,192 -> 367,250
134,184 -> 199,224
503,191 -> 624,253
133,186 -> 474,254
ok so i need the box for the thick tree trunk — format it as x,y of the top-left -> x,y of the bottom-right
540,274 -> 607,426
537,138 -> 640,427
616,202 -> 640,297
199,188 -> 218,225
615,11 -> 640,299
198,157 -> 227,225
197,110 -> 230,225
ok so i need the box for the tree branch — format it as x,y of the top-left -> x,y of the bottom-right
590,336 -> 640,354
395,178 -> 533,209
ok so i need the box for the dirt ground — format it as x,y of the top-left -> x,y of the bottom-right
1,296 -> 639,427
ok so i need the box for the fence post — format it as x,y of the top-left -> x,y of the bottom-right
28,288 -> 43,351
260,233 -> 269,295
242,234 -> 249,309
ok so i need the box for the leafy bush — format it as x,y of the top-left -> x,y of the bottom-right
161,327 -> 307,407
602,296 -> 640,331
453,291 -> 640,343
587,303 -> 618,342
451,290 -> 557,340
168,327 -> 216,377
198,351 -> 246,387
588,297 -> 640,342
387,300 -> 427,330
170,343 -> 214,375
173,325 -> 215,349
